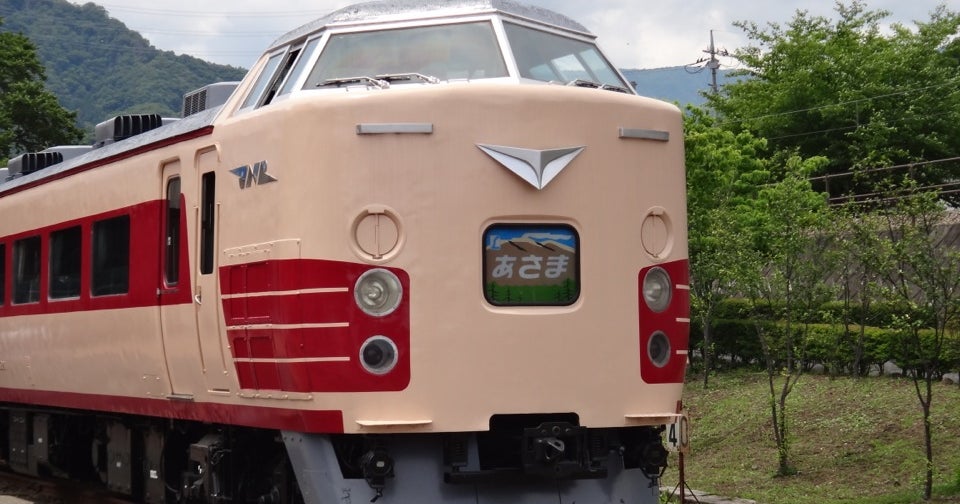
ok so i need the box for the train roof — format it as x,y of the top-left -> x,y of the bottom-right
0,107 -> 219,195
270,0 -> 593,50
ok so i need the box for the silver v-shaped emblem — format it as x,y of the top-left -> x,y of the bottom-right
477,144 -> 585,190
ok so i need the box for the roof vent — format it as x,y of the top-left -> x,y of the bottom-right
7,151 -> 65,178
182,82 -> 239,117
94,113 -> 164,149
42,145 -> 93,162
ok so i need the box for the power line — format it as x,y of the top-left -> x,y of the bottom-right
809,157 -> 960,204
92,3 -> 330,18
717,76 -> 960,128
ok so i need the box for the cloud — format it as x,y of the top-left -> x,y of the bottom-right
88,0 -> 947,70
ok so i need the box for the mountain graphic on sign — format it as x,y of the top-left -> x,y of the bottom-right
494,237 -> 575,254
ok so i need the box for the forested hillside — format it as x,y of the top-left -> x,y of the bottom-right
623,67 -> 733,106
0,0 -> 246,138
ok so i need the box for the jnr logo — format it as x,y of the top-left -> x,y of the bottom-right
230,160 -> 277,189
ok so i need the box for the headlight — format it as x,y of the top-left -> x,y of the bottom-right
354,268 -> 403,316
642,267 -> 672,313
360,336 -> 399,375
647,331 -> 671,368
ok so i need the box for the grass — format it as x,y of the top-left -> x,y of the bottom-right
660,371 -> 960,504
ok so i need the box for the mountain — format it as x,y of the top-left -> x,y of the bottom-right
622,67 -> 736,106
0,0 -> 247,138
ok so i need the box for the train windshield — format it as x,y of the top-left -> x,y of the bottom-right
304,21 -> 508,87
503,22 -> 629,90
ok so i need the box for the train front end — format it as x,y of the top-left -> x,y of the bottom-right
212,2 -> 688,502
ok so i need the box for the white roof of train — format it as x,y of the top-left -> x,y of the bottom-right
270,0 -> 593,50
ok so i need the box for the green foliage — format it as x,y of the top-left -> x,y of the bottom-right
709,2 -> 960,203
685,2 -> 960,498
684,105 -> 771,385
0,22 -> 83,160
0,0 -> 246,141
693,298 -> 960,374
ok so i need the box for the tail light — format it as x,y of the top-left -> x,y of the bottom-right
638,261 -> 689,383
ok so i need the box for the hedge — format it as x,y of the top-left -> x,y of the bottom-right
690,317 -> 960,376
703,298 -> 935,328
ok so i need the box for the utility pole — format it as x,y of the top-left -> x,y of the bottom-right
703,30 -> 728,94
684,30 -> 730,94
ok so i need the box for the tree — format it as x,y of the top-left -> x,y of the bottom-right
833,201 -> 889,377
708,2 -> 960,203
0,19 -> 83,162
733,157 -> 834,476
877,187 -> 960,500
684,105 -> 768,387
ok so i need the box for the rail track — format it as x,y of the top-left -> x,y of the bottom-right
0,468 -> 132,504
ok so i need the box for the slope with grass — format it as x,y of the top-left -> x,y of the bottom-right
661,373 -> 960,504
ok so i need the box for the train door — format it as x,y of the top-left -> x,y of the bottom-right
194,148 -> 232,393
158,160 -> 199,398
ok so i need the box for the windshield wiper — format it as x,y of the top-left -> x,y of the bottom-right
320,76 -> 390,89
566,79 -> 600,88
376,73 -> 441,84
567,79 -> 631,94
601,83 -> 631,93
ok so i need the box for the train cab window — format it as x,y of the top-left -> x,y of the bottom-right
305,22 -> 507,87
92,216 -> 130,296
165,177 -> 181,286
502,22 -> 629,90
278,37 -> 321,96
239,52 -> 283,110
49,226 -> 81,299
13,236 -> 41,304
200,172 -> 215,275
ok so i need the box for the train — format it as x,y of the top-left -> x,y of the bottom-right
0,1 -> 689,503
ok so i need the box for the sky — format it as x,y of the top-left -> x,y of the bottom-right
81,0 -> 948,71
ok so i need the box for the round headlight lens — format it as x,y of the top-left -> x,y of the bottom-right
359,336 -> 399,375
642,267 -> 672,313
354,268 -> 402,316
648,331 -> 671,368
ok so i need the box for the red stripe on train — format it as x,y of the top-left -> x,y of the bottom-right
0,199 -> 193,317
220,259 -> 411,393
0,387 -> 343,433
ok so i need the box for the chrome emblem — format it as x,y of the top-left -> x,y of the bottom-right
230,160 -> 277,189
477,144 -> 585,190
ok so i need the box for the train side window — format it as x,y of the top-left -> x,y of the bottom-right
165,177 -> 181,286
0,243 -> 5,305
239,52 -> 283,111
49,226 -> 81,299
92,216 -> 130,296
13,236 -> 41,304
200,172 -> 215,275
260,45 -> 301,106
279,37 -> 321,96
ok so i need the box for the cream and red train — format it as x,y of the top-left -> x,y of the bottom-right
0,1 -> 688,502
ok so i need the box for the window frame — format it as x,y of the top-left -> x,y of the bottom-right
91,215 -> 131,297
12,235 -> 42,305
164,176 -> 182,287
49,225 -> 82,300
200,171 -> 216,275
